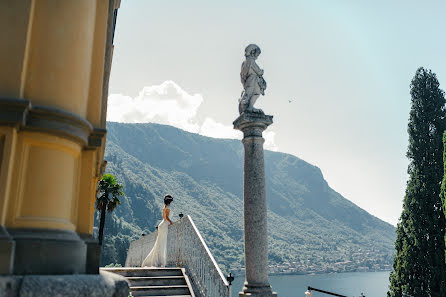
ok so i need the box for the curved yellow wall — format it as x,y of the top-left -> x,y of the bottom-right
0,0 -> 112,235
6,132 -> 80,231
0,0 -> 118,275
24,1 -> 96,117
0,1 -> 31,98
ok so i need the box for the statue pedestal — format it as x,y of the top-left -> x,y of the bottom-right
233,112 -> 277,297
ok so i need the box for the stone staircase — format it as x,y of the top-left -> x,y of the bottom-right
101,267 -> 195,297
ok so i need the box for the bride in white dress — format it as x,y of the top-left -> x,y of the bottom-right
142,195 -> 174,267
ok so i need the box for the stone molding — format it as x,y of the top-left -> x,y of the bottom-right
7,228 -> 83,241
233,112 -> 273,138
88,127 -> 107,149
6,228 -> 87,275
0,98 -> 106,148
239,283 -> 277,297
0,98 -> 30,127
25,105 -> 92,146
78,233 -> 101,274
0,226 -> 15,275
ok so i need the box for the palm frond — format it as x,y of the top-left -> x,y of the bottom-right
95,173 -> 125,213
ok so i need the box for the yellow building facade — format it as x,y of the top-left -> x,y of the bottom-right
0,0 -> 119,277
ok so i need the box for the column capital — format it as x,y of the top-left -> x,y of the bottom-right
233,112 -> 273,138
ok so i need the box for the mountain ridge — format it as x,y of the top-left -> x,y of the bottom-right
99,122 -> 395,274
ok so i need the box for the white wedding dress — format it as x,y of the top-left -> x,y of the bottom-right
142,206 -> 170,267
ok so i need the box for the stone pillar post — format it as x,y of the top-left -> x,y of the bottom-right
0,1 -> 128,296
233,112 -> 277,297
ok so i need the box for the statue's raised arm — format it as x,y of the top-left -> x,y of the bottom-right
238,44 -> 267,115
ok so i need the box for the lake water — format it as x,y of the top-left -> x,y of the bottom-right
231,271 -> 390,297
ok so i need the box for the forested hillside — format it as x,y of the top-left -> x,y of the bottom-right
97,122 -> 395,274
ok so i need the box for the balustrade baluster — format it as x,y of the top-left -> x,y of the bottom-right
212,271 -> 214,297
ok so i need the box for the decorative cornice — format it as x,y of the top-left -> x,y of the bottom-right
25,105 -> 93,146
88,128 -> 107,148
0,98 -> 106,147
0,98 -> 30,127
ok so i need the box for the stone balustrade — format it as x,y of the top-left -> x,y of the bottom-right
126,215 -> 230,297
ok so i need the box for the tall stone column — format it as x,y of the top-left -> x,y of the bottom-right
234,112 -> 277,297
0,1 -> 128,296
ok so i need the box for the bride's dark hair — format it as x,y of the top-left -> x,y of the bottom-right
164,194 -> 173,206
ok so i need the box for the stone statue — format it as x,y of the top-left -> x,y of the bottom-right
239,44 -> 267,114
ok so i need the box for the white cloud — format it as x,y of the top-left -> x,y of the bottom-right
107,80 -> 202,133
200,117 -> 242,139
264,131 -> 278,151
107,80 -> 278,150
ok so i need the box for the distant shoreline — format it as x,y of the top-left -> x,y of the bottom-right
231,269 -> 392,278
269,269 -> 392,277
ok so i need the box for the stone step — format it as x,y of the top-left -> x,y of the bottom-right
127,276 -> 186,286
138,295 -> 192,297
101,267 -> 183,277
130,285 -> 190,296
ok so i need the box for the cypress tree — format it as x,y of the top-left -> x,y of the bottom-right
388,67 -> 446,297
442,130 -> 446,225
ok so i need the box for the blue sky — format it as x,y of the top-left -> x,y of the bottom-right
108,0 -> 446,225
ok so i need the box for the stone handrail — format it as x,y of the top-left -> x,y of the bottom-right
125,215 -> 230,297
